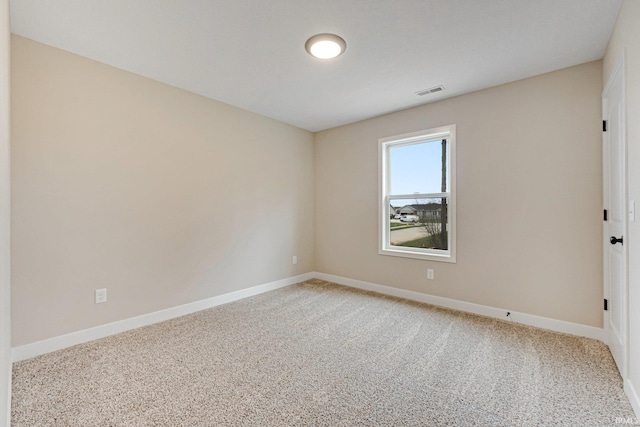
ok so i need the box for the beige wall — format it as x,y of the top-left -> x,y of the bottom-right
10,36 -> 314,347
604,0 -> 640,415
315,61 -> 603,327
0,1 -> 10,425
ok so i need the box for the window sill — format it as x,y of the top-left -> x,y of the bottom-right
379,247 -> 456,263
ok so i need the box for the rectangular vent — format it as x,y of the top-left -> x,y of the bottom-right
415,86 -> 445,96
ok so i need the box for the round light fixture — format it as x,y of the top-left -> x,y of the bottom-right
305,33 -> 346,59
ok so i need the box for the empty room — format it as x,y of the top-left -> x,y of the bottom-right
1,0 -> 640,426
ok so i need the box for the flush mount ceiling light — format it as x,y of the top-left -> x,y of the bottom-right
305,33 -> 347,59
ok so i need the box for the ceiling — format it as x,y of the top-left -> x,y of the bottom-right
9,0 -> 622,132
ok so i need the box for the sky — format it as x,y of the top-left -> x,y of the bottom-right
389,140 -> 447,198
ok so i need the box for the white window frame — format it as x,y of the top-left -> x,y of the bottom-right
378,124 -> 456,263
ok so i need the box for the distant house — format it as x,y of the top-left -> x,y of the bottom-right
397,205 -> 418,216
398,203 -> 442,220
389,205 -> 397,219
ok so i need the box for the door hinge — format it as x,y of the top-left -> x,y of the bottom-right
604,299 -> 608,311
604,209 -> 608,221
603,120 -> 608,132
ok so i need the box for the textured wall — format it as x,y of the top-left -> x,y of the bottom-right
315,61 -> 603,327
603,0 -> 640,416
10,36 -> 314,346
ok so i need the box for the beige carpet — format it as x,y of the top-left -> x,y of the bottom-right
11,279 -> 636,426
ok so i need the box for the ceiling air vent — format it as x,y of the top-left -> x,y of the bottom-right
415,85 -> 445,96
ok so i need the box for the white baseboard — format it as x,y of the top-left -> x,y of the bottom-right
314,272 -> 604,341
12,272 -> 315,362
626,379 -> 640,420
12,270 -> 605,362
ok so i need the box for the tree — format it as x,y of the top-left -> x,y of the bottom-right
439,139 -> 448,249
413,139 -> 448,250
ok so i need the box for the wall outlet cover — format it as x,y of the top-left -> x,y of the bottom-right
95,288 -> 107,304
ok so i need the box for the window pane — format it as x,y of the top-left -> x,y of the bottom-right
389,139 -> 448,195
389,198 -> 448,251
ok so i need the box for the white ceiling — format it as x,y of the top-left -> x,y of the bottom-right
9,0 -> 622,132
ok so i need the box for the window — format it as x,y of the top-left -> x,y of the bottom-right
379,125 -> 456,262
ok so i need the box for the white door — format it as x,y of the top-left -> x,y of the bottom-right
603,54 -> 627,377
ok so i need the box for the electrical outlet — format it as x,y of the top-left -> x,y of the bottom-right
95,288 -> 107,304
292,255 -> 298,265
427,269 -> 434,280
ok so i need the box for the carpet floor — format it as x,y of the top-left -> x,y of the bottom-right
11,279 -> 636,426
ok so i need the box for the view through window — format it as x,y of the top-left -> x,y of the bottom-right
379,125 -> 456,262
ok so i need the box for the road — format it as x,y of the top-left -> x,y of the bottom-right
390,225 -> 429,245
390,222 -> 443,245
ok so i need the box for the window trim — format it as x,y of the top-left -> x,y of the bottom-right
378,125 -> 457,263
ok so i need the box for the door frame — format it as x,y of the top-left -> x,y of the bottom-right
602,50 -> 628,378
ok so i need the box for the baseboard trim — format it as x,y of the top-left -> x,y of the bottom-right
12,271 -> 605,362
12,272 -> 315,362
314,272 -> 604,341
625,379 -> 640,420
